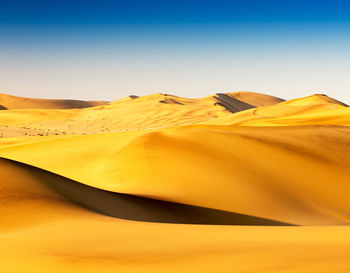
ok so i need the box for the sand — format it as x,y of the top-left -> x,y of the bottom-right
0,93 -> 108,110
0,91 -> 350,272
0,92 -> 282,138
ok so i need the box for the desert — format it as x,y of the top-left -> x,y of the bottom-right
1,91 -> 350,272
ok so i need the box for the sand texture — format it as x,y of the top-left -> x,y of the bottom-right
1,91 -> 350,272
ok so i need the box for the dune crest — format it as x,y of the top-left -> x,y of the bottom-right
225,91 -> 285,106
1,157 -> 291,226
0,93 -> 108,110
0,91 -> 283,138
1,91 -> 350,272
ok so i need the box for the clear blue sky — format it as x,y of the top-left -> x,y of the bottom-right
1,0 -> 350,102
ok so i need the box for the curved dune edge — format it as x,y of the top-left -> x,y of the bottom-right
1,157 -> 350,272
0,157 -> 292,226
1,124 -> 350,225
1,92 -> 350,272
0,157 -> 90,233
3,155 -> 350,272
0,93 -> 108,110
203,94 -> 350,126
0,91 -> 284,138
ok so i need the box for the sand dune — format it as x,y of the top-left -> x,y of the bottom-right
0,93 -> 108,110
2,217 -> 350,273
226,91 -> 285,106
203,94 -> 350,126
1,124 -> 350,225
214,93 -> 255,112
0,157 -> 88,232
1,91 -> 350,272
1,159 -> 350,273
0,92 -> 282,138
1,157 -> 290,225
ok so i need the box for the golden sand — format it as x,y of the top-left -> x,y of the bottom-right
0,91 -> 350,272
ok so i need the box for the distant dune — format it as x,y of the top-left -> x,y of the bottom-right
0,91 -> 283,138
0,93 -> 108,110
225,91 -> 285,107
1,91 -> 350,272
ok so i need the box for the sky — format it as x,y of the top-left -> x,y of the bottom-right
0,0 -> 350,102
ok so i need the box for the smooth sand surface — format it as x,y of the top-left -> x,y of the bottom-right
1,160 -> 349,273
0,92 -> 281,137
0,93 -> 108,109
1,91 -> 350,272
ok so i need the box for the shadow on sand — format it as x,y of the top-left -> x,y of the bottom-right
1,157 -> 293,226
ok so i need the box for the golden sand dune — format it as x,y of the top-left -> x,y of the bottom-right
0,93 -> 108,110
0,158 -> 89,232
2,217 -> 350,273
0,92 -> 282,137
1,160 -> 350,273
1,91 -> 350,272
225,91 -> 285,106
204,94 -> 350,126
0,157 -> 290,226
1,124 -> 350,226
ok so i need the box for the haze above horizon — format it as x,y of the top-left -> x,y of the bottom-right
1,0 -> 350,103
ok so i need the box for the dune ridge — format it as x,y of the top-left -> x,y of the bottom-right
1,91 -> 350,272
203,94 -> 350,126
0,93 -> 108,110
214,93 -> 255,112
1,157 -> 291,226
0,91 -> 283,138
1,123 -> 350,226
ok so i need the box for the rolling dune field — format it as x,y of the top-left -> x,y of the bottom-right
1,91 -> 350,272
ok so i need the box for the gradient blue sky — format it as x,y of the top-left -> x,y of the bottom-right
1,0 -> 350,102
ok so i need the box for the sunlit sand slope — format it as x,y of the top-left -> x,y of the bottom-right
0,93 -> 108,109
223,91 -> 285,107
1,124 -> 350,225
0,157 -> 290,226
0,92 -> 282,137
0,158 -> 88,232
0,159 -> 349,273
1,91 -> 350,272
203,94 -> 350,126
2,219 -> 350,273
